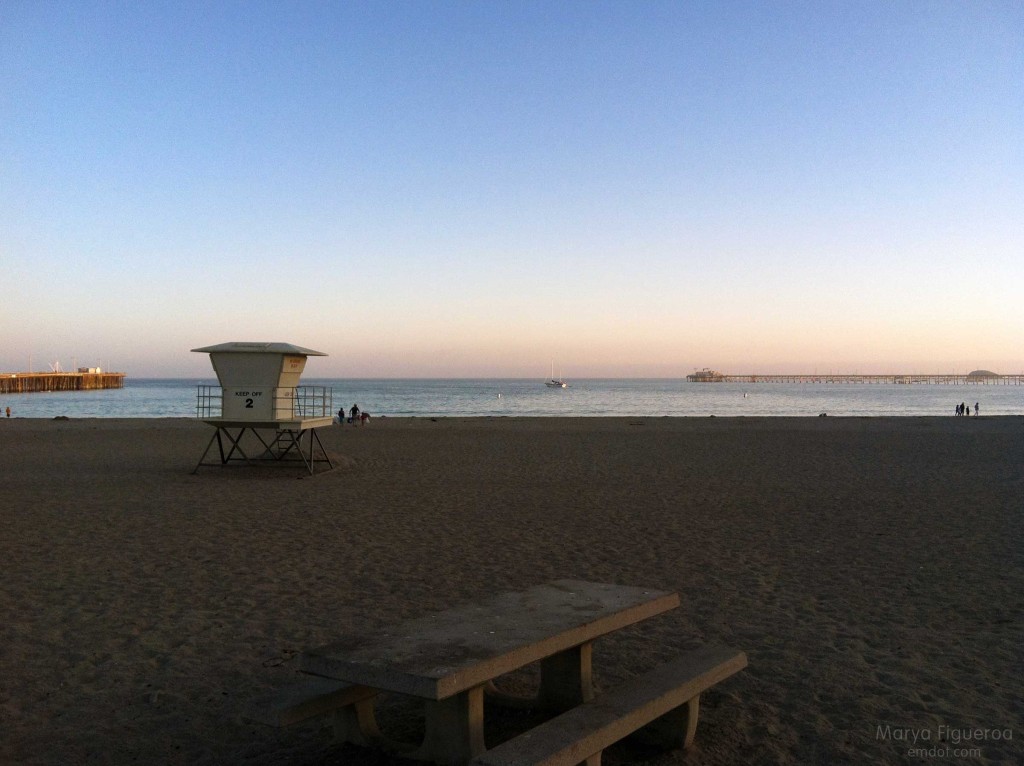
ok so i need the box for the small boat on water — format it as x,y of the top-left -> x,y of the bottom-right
544,362 -> 568,388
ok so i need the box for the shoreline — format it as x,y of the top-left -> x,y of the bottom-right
3,413 -> 1022,421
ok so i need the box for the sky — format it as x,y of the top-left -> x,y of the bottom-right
2,1 -> 1022,378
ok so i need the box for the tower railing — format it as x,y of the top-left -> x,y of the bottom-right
196,385 -> 223,418
282,386 -> 333,419
195,386 -> 333,420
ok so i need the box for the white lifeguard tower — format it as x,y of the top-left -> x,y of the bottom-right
191,342 -> 334,475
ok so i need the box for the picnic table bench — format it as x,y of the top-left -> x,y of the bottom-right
471,645 -> 747,766
247,579 -> 745,766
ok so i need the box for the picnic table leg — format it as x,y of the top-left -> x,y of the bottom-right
538,641 -> 593,712
332,697 -> 383,747
634,693 -> 701,749
415,685 -> 486,766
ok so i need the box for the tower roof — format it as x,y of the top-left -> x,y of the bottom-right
191,342 -> 327,356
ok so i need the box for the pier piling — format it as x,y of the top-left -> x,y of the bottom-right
0,372 -> 126,394
686,373 -> 1021,385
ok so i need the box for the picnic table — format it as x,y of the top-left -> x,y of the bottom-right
299,580 -> 677,763
250,580 -> 746,766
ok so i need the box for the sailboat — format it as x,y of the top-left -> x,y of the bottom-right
545,362 -> 568,388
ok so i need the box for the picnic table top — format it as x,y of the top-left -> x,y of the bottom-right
300,579 -> 679,700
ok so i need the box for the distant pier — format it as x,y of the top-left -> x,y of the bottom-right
0,371 -> 126,394
686,369 -> 1022,385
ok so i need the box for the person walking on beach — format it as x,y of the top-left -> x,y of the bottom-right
350,404 -> 360,423
4,406 -> 9,418
975,402 -> 979,416
337,407 -> 345,424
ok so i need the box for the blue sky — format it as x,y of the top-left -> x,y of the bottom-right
2,1 -> 1022,377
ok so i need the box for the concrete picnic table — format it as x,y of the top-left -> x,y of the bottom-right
300,579 -> 680,765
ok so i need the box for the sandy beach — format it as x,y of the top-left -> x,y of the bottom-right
1,416 -> 1021,765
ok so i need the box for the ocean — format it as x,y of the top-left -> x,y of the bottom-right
2,378 -> 1022,419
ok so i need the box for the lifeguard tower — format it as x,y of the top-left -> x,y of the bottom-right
191,342 -> 334,475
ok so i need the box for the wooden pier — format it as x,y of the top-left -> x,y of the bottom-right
687,372 -> 1022,385
0,372 -> 126,394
